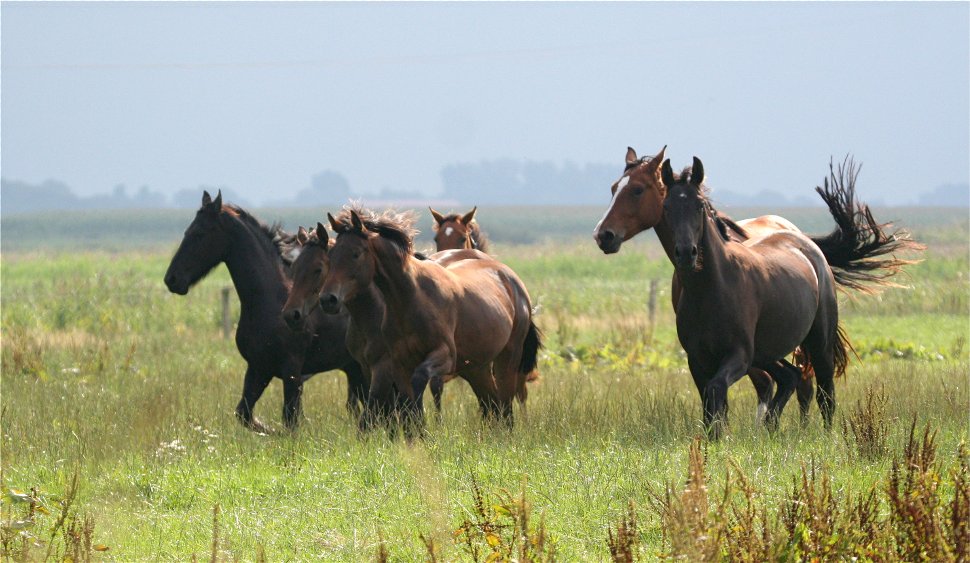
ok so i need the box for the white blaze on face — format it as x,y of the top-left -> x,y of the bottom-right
594,174 -> 631,236
444,227 -> 454,237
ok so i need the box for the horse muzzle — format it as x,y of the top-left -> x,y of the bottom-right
164,273 -> 189,295
282,307 -> 307,331
674,245 -> 699,271
319,292 -> 342,315
594,228 -> 623,254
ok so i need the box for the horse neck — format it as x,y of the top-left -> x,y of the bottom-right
344,282 -> 384,333
654,216 -> 677,263
223,219 -> 289,314
370,236 -> 419,319
679,212 -> 732,291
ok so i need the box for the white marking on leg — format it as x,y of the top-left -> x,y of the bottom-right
756,402 -> 768,422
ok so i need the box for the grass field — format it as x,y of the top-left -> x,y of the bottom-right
1,206 -> 967,560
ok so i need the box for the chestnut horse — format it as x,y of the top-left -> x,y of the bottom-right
164,191 -> 366,431
429,206 -> 490,252
660,157 -> 851,439
320,207 -> 541,433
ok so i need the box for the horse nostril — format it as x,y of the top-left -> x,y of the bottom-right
290,309 -> 302,321
320,293 -> 339,311
691,246 -> 698,257
600,230 -> 615,243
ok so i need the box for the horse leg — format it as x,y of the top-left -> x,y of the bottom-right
747,368 -> 775,423
236,364 -> 273,433
343,361 -> 368,418
282,376 -> 304,430
761,360 -> 798,433
360,368 -> 396,436
795,371 -> 815,427
407,346 -> 454,437
702,357 -> 749,440
429,375 -> 445,420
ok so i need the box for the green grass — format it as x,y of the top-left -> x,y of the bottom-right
1,208 -> 967,560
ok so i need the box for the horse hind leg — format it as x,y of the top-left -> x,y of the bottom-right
429,375 -> 445,421
802,326 -> 840,430
761,360 -> 800,433
747,368 -> 775,423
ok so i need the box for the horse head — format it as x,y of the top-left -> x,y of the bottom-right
661,157 -> 710,272
319,210 -> 379,315
430,206 -> 478,251
282,223 -> 331,330
164,190 -> 231,295
593,145 -> 668,254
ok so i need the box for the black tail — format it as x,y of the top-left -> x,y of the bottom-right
519,321 -> 542,377
811,157 -> 924,293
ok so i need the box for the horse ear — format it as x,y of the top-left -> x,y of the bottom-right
213,190 -> 223,208
461,206 -> 477,225
690,157 -> 705,186
316,222 -> 329,246
350,210 -> 367,233
625,147 -> 638,166
661,159 -> 677,188
297,226 -> 309,245
327,212 -> 343,233
648,145 -> 667,170
429,207 -> 445,226
202,190 -> 212,206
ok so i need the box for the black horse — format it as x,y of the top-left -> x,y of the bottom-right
164,191 -> 367,431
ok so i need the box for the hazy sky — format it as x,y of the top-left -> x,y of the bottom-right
2,2 -> 968,205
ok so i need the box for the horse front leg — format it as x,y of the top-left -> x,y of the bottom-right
701,356 -> 749,440
407,346 -> 455,440
761,360 -> 799,433
236,364 -> 273,433
282,376 -> 303,431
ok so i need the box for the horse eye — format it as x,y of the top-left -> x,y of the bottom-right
632,186 -> 645,196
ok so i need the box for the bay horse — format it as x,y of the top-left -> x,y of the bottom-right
593,146 -> 919,431
320,206 -> 541,434
164,191 -> 367,432
429,207 -> 490,252
593,146 -> 812,422
660,157 -> 851,439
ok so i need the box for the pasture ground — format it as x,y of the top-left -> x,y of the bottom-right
1,206 -> 967,560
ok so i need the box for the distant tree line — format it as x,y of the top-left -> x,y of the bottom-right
2,164 -> 967,216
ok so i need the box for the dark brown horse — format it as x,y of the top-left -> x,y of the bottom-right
164,191 -> 367,431
593,147 -> 919,431
320,207 -> 541,433
660,157 -> 852,438
429,207 -> 490,253
593,146 -> 811,422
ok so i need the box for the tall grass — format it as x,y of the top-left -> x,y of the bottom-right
1,216 -> 967,559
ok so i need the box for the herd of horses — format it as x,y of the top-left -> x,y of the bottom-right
164,146 -> 920,439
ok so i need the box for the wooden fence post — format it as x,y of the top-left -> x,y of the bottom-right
647,279 -> 658,335
221,287 -> 232,339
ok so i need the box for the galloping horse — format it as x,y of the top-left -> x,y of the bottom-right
593,146 -> 812,422
319,207 -> 541,433
164,191 -> 367,431
660,158 -> 850,439
429,207 -> 490,252
593,147 -> 919,433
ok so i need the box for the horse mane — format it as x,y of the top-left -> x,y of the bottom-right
624,155 -> 658,172
432,213 -> 490,252
333,204 -> 418,259
222,204 -> 296,264
670,169 -> 747,242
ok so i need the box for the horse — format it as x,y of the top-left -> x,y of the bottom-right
164,191 -> 367,432
659,157 -> 855,439
319,206 -> 541,434
429,206 -> 490,252
593,146 -> 919,431
592,146 -> 812,422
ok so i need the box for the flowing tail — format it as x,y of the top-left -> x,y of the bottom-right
810,157 -> 924,293
796,323 -> 854,379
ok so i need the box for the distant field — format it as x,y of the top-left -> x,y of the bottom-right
1,206 -> 967,560
1,205 -> 966,252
